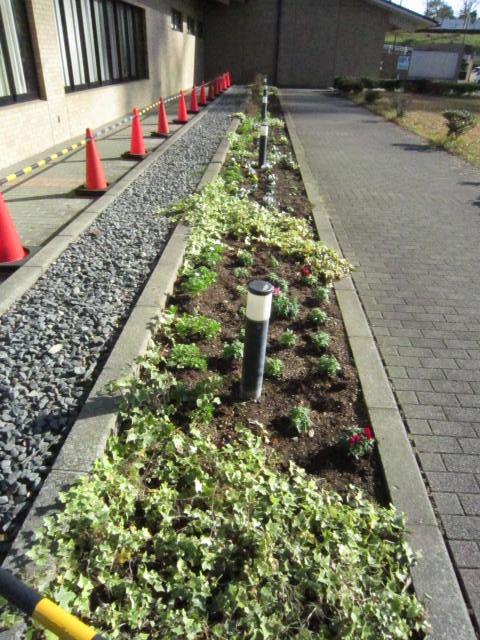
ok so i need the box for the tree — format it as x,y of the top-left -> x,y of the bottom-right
458,0 -> 480,26
425,0 -> 454,20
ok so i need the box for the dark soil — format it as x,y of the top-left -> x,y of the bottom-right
160,94 -> 388,505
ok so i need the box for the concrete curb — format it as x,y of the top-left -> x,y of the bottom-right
279,91 -> 477,640
0,98 -> 243,639
0,90 -> 230,318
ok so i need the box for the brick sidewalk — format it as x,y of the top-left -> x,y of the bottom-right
282,89 -> 480,635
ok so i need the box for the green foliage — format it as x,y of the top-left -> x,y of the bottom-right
268,272 -> 289,292
311,331 -> 330,353
269,255 -> 280,269
334,76 -> 364,94
364,88 -> 381,104
166,179 -> 350,283
443,109 -> 475,137
166,343 -> 207,370
317,355 -> 341,377
233,266 -> 250,279
272,292 -> 299,319
264,357 -> 284,379
181,266 -> 217,295
236,248 -> 254,266
278,329 -> 297,348
289,406 -> 312,434
223,339 -> 244,360
312,285 -> 329,303
174,313 -> 221,341
309,308 -> 328,325
235,284 -> 248,296
278,134 -> 288,146
197,243 -> 224,268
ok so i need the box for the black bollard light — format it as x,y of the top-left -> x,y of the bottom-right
258,121 -> 268,169
240,280 -> 273,401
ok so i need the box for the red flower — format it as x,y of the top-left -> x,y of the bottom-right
348,434 -> 361,446
272,286 -> 281,297
363,427 -> 373,440
302,266 -> 311,277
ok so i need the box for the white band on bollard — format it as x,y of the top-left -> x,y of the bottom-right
246,284 -> 272,322
260,123 -> 269,137
262,96 -> 268,104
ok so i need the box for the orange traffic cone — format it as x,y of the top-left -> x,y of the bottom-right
189,84 -> 199,114
0,192 -> 28,267
227,71 -> 232,87
208,81 -> 215,102
175,91 -> 188,124
123,108 -> 148,159
214,77 -> 220,97
222,73 -> 227,91
199,82 -> 207,107
151,98 -> 170,138
76,128 -> 108,196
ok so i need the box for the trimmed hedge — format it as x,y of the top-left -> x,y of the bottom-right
334,76 -> 480,96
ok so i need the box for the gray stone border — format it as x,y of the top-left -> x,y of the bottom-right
280,91 -> 477,640
0,98 -> 242,638
0,91 -> 231,318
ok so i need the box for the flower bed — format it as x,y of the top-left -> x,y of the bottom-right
2,84 -> 428,639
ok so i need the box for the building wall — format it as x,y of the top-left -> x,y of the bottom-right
0,0 -> 204,171
205,0 -> 391,88
334,0 -> 389,79
204,0 -> 278,86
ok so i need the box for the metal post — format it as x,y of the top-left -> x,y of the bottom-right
240,280 -> 273,401
258,122 -> 268,169
261,83 -> 268,120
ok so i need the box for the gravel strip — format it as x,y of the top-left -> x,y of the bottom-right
0,90 -> 245,555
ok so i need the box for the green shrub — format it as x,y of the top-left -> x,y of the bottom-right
175,313 -> 221,340
311,331 -> 330,352
279,329 -> 297,348
197,243 -> 224,268
272,292 -> 300,319
334,76 -> 364,93
166,343 -> 207,370
265,357 -> 284,379
309,308 -> 327,325
223,339 -> 244,360
364,88 -> 381,104
181,266 -> 217,295
317,354 -> 341,377
236,248 -> 254,266
312,285 -> 329,303
443,109 -> 475,137
233,266 -> 250,279
289,405 -> 312,434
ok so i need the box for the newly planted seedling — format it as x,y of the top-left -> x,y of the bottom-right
309,308 -> 327,325
175,313 -> 221,340
166,344 -> 207,370
311,331 -> 330,352
272,293 -> 299,319
289,406 -> 312,434
223,339 -> 244,360
265,357 -> 284,379
317,355 -> 341,377
279,329 -> 297,348
181,266 -> 217,296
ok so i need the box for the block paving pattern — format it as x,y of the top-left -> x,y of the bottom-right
284,90 -> 480,634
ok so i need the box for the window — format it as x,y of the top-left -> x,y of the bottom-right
186,16 -> 195,35
0,0 -> 38,106
171,8 -> 182,31
196,20 -> 204,38
54,0 -> 148,93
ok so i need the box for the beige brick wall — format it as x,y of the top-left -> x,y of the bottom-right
0,0 -> 204,171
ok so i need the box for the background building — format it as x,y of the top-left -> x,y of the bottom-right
0,0 -> 431,170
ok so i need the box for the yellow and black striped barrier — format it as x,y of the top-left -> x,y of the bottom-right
0,77 -> 226,188
0,568 -> 107,640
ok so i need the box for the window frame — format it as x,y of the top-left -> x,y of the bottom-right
186,15 -> 195,35
0,0 -> 39,107
171,7 -> 182,32
55,0 -> 148,94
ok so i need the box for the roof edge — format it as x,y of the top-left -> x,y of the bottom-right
362,0 -> 438,29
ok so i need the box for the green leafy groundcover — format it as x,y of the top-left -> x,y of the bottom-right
24,371 -> 425,639
5,101 -> 427,639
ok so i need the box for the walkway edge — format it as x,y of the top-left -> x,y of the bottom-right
279,90 -> 477,640
0,110 -> 242,639
0,90 -> 231,319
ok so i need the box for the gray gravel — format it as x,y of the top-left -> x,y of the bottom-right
0,89 -> 245,553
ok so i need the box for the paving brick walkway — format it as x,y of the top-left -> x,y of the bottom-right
282,89 -> 480,635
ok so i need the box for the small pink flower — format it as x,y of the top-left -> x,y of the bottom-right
302,266 -> 311,277
363,427 -> 373,441
272,286 -> 281,297
349,434 -> 361,446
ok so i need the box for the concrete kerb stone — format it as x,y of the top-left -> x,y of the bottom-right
0,92 -> 228,319
279,90 -> 477,640
0,106 -> 243,635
